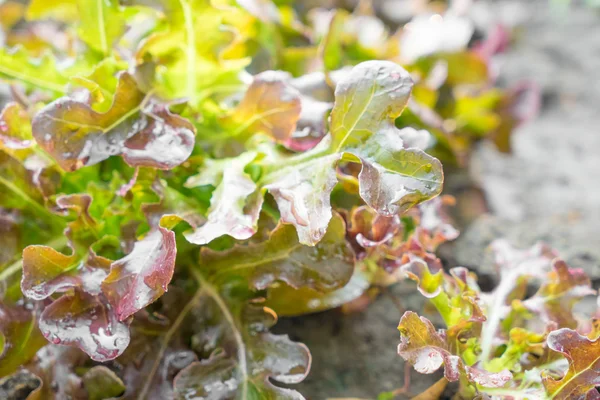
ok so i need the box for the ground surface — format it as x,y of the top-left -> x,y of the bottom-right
453,3 -> 600,279
276,3 -> 600,399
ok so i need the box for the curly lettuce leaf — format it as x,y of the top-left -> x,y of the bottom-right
263,144 -> 340,246
229,70 -> 301,142
21,246 -> 108,300
263,61 -> 441,244
184,152 -> 262,244
398,311 -> 511,388
522,259 -> 595,329
32,72 -> 195,171
133,0 -> 251,102
77,0 -> 125,55
172,292 -> 311,400
543,329 -> 600,400
199,213 -> 354,292
479,240 -> 557,362
101,227 -> 177,321
19,188 -> 178,360
39,290 -> 131,362
181,61 -> 443,246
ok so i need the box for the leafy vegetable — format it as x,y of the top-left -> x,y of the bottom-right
0,0 -> 550,398
32,72 -> 195,171
398,311 -> 512,387
101,227 -> 177,321
397,240 -> 598,399
543,329 -> 600,399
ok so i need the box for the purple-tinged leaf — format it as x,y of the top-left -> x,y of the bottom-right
251,62 -> 444,246
120,102 -> 195,169
523,259 -> 595,329
173,353 -> 239,399
54,193 -> 98,247
416,195 -> 460,248
400,254 -> 444,298
465,365 -> 513,388
264,149 -> 341,246
119,344 -> 197,400
114,286 -> 201,399
347,205 -> 401,250
39,291 -> 130,361
490,239 -> 557,276
353,127 -> 443,215
174,333 -> 311,400
101,227 -> 177,321
247,332 -> 311,390
329,61 -> 443,214
231,70 -> 301,142
21,246 -> 109,300
543,328 -> 600,400
32,72 -> 195,171
398,311 -> 511,387
283,96 -> 332,152
184,152 -> 262,245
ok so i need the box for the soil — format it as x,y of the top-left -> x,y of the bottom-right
275,3 -> 600,399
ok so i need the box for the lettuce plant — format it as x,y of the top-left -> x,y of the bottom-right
0,0 -> 550,399
397,238 -> 600,399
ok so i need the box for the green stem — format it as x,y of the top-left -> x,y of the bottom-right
257,148 -> 332,186
136,283 -> 206,400
0,65 -> 66,94
0,175 -> 62,226
94,0 -> 108,56
191,269 -> 249,400
179,0 -> 196,100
